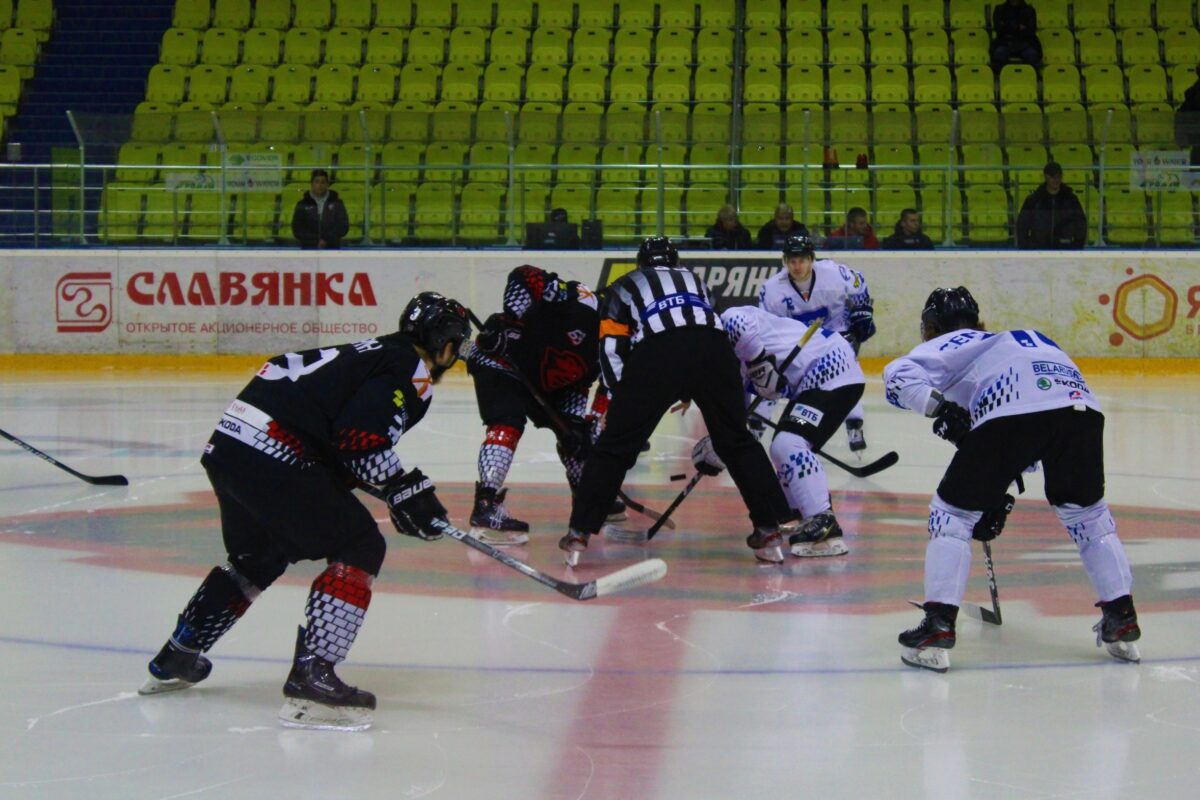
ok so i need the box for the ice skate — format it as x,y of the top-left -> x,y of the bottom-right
559,528 -> 591,567
139,639 -> 212,695
788,512 -> 848,558
469,483 -> 530,546
279,627 -> 376,732
845,419 -> 866,454
1093,595 -> 1141,664
606,496 -> 628,523
899,602 -> 958,673
746,526 -> 784,564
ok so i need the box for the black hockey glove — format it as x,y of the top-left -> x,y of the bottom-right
691,435 -> 726,477
385,468 -> 448,541
475,313 -> 522,358
930,397 -> 972,445
840,330 -> 861,355
973,494 -> 1015,541
848,305 -> 875,344
555,415 -> 592,461
746,349 -> 787,400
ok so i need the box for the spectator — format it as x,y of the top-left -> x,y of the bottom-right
291,169 -> 350,250
1016,162 -> 1088,249
882,208 -> 935,250
827,207 -> 881,250
1174,63 -> 1200,166
755,203 -> 809,250
991,0 -> 1042,70
707,204 -> 753,249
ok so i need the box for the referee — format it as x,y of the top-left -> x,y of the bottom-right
561,236 -> 797,565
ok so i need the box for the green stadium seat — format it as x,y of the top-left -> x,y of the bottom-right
459,183 -> 507,242
293,0 -> 332,30
314,64 -> 357,105
1051,143 -> 1095,186
333,142 -> 373,185
231,187 -> 281,242
695,65 -> 732,103
826,0 -> 863,27
698,28 -> 733,65
785,29 -> 822,65
915,103 -> 953,142
366,28 -> 406,64
874,186 -> 917,226
408,27 -> 447,64
610,64 -> 648,103
1034,0 -> 1069,28
556,143 -> 598,183
254,0 -> 292,29
692,102 -> 732,142
146,64 -> 188,104
335,0 -> 373,28
908,0 -> 946,29
913,65 -> 952,104
372,183 -> 414,242
741,102 -> 780,143
1074,2 -> 1112,29
828,65 -> 866,103
398,63 -> 439,102
326,28 -> 364,65
961,143 -> 1004,185
965,185 -> 1010,243
1078,29 -> 1118,65
700,0 -> 736,27
871,66 -> 909,104
518,101 -> 560,143
919,185 -> 963,241
741,142 -> 780,184
448,26 -> 487,64
499,142 -> 544,184
1103,186 -> 1147,245
159,141 -> 207,178
828,186 -> 872,222
1156,0 -> 1197,28
188,65 -> 230,105
576,0 -> 614,27
951,28 -> 989,65
785,65 -> 821,103
526,64 -> 565,103
465,100 -> 508,141
613,28 -> 651,66
601,101 -> 641,142
830,103 -> 869,146
1046,102 -> 1089,144
910,28 -> 949,65
413,182 -> 456,241
1090,102 -> 1132,143
1128,64 -> 1167,104
141,186 -> 181,242
201,28 -> 241,67
356,63 -> 397,104
242,28 -> 282,65
684,186 -> 728,236
489,27 -> 528,65
100,183 -> 146,242
999,64 -> 1038,103
565,64 -> 605,103
872,104 -> 913,143
640,186 -> 687,237
647,144 -> 687,186
441,63 -> 481,102
745,65 -> 781,103
827,29 -> 865,64
1005,144 -> 1049,194
1042,64 -> 1082,103
1151,191 -> 1196,245
260,101 -> 302,141
1002,103 -> 1045,144
1134,102 -> 1176,146
656,27 -> 694,65
1172,63 -> 1198,102
959,102 -> 1000,143
955,65 -> 995,103
617,0 -> 654,27
600,142 -> 642,183
430,99 -> 475,142
479,62 -> 519,103
1118,27 -> 1159,65
134,102 -> 175,143
954,0 -> 993,30
745,29 -> 781,66
573,27 -> 612,65
744,0 -> 780,28
1163,26 -> 1200,66
174,101 -> 217,142
380,141 -> 423,182
272,64 -> 314,104
531,27 -> 569,66
738,185 -> 783,231
1039,28 -> 1076,65
424,141 -> 467,183
865,0 -> 904,30
302,102 -> 348,142
161,28 -> 200,66
116,142 -> 160,183
870,30 -> 907,66
872,144 -> 915,186
386,102 -> 429,142
218,102 -> 258,141
651,101 -> 690,143
213,0 -> 252,30
662,0 -> 700,27
561,101 -> 604,142
374,0 -> 413,28
550,183 -> 593,224
173,0 -> 210,29
596,186 -> 640,243
1102,141 -> 1134,185
495,0 -> 533,27
283,28 -> 322,65
536,0 -> 573,27
687,142 -> 730,184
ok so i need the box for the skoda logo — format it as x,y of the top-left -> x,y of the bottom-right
1037,377 -> 1052,391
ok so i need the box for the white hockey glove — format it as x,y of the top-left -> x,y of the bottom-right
746,349 -> 786,401
691,435 -> 726,477
385,468 -> 447,541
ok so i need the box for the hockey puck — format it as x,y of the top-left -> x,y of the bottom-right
670,473 -> 686,481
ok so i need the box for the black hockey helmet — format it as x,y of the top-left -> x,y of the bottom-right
399,292 -> 472,355
782,233 -> 815,260
921,286 -> 980,334
636,235 -> 679,269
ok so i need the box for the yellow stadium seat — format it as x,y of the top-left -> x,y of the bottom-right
684,186 -> 729,237
371,182 -> 414,242
146,64 -> 188,104
1042,64 -> 1081,103
688,142 -> 730,185
408,27 -> 447,64
865,0 -> 904,30
474,101 -> 516,141
456,0 -> 495,26
576,0 -> 614,27
564,64 -> 604,103
910,29 -> 949,65
1127,64 -> 1167,104
1004,144 -> 1049,194
786,29 -> 823,65
827,29 -> 865,64
646,145 -> 687,187
744,65 -> 781,103
478,62 -> 519,103
302,102 -> 347,142
573,27 -> 612,65
174,101 -> 217,142
556,143 -> 598,184
423,141 -> 467,183
1151,191 -> 1196,245
1163,26 -> 1200,66
550,185 -> 593,230
283,28 -> 322,65
1090,103 -> 1133,144
101,183 -> 146,242
745,0 -> 780,28
1103,186 -> 1147,245
656,27 -> 693,65
441,63 -> 482,102
742,102 -> 780,143
870,30 -> 907,66
496,0 -> 533,27
951,28 -> 989,65
230,187 -> 281,242
829,103 -> 869,145
965,185 -> 1010,243
700,0 -> 736,27
1077,29 -> 1118,65
872,103 -> 912,143
949,0 -> 988,29
745,29 -> 781,66
365,28 -> 405,64
1074,2 -> 1112,29
1039,28 -> 1076,65
603,101 -> 643,142
511,183 -> 548,231
561,101 -> 604,142
213,0 -> 251,29
1134,102 -> 1176,146
1002,102 -> 1045,144
293,0 -> 331,29
829,65 -> 866,103
398,63 -> 439,102
872,144 -> 915,186
875,186 -> 917,224
188,65 -> 230,105
525,64 -> 564,103
915,103 -> 953,142
218,102 -> 258,141
1119,27 -> 1159,65
535,0 -> 572,27
459,183 -> 507,243
955,65 -> 995,103
1046,103 -> 1089,146
738,185 -> 783,231
173,0 -> 210,29
500,142 -> 545,184
260,101 -> 302,141
242,28 -> 282,65
959,102 -> 1000,143
201,28 -> 241,67
613,28 -> 651,66
999,64 -> 1038,103
960,143 -> 1004,185
159,141 -> 207,182
161,28 -> 199,66
652,64 -> 690,103
870,66 -> 909,104
741,142 -> 781,184
1156,0 -> 1197,28
908,0 -> 946,29
920,185 -> 963,241
609,64 -> 648,103
413,182 -> 456,241
600,142 -> 642,183
784,65 -> 821,103
1035,0 -> 1069,28
356,63 -> 397,104
826,0 -> 863,27
325,28 -> 364,65
334,141 -> 374,185
531,27 -> 569,66
488,27 -> 527,65
596,186 -> 640,243
1102,142 -> 1134,186
1051,143 -> 1095,187
1172,63 -> 1198,103
272,64 -> 314,104
517,101 -> 560,143
116,143 -> 160,183
413,0 -> 451,27
695,65 -> 733,103
661,0 -> 697,28
430,99 -> 475,142
618,0 -> 655,27
314,63 -> 355,104
379,141 -> 423,182
691,102 -> 731,142
912,65 -> 951,104
254,0 -> 292,29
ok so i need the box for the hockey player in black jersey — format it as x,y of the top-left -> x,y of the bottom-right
139,292 -> 471,731
561,236 -> 800,566
466,265 -> 620,545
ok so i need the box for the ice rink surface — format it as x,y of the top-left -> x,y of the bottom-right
1,360 -> 1198,800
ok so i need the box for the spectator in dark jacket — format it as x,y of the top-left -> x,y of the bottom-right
1174,63 -> 1200,166
755,203 -> 809,249
882,209 -> 935,250
1016,162 -> 1087,249
291,169 -> 350,249
991,0 -> 1042,70
826,207 -> 881,250
706,204 -> 753,249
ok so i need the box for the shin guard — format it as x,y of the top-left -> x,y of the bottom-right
303,563 -> 373,664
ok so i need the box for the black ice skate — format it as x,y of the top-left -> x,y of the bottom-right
559,528 -> 591,567
279,627 -> 376,731
899,602 -> 958,673
139,639 -> 212,695
845,419 -> 866,454
1093,595 -> 1141,663
606,496 -> 628,523
746,526 -> 784,564
469,483 -> 530,546
788,512 -> 848,558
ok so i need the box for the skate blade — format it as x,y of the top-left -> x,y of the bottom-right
753,545 -> 784,564
603,525 -> 647,543
469,526 -> 529,546
138,676 -> 196,696
901,646 -> 950,673
1103,641 -> 1141,664
278,698 -> 373,732
562,548 -> 582,567
790,539 -> 849,558
605,510 -> 629,523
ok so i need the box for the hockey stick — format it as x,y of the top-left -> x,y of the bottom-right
961,541 -> 1002,625
0,427 -> 129,486
360,483 -> 667,600
646,471 -> 704,540
755,418 -> 899,478
464,309 -> 674,530
745,316 -> 825,419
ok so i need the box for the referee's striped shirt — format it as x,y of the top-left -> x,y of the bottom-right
599,265 -> 722,387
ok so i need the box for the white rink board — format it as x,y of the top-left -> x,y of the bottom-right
1,249 -> 1197,356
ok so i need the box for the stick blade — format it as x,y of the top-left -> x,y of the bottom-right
89,475 -> 129,486
852,450 -> 899,477
592,558 -> 667,598
961,602 -> 1002,626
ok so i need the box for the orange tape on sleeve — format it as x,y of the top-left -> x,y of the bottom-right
599,320 -> 631,338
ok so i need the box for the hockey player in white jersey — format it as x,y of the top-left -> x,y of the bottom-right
884,287 -> 1140,673
758,235 -> 875,454
694,305 -> 865,557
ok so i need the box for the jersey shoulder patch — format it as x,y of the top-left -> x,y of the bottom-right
411,359 -> 434,404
